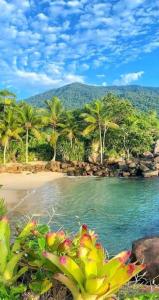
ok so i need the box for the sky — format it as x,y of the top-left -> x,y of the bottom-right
0,0 -> 159,99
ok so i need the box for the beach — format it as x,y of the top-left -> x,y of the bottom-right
0,172 -> 64,211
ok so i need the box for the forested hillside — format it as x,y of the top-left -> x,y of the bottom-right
26,82 -> 159,112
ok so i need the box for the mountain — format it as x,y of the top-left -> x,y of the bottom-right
25,82 -> 159,112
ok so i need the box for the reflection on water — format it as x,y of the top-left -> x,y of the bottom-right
9,177 -> 159,254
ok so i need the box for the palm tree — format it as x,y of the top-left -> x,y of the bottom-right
0,109 -> 22,164
17,104 -> 42,163
82,100 -> 118,164
0,90 -> 16,113
60,111 -> 78,148
45,97 -> 63,161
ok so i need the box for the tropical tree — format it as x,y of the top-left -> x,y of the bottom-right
45,97 -> 63,161
0,90 -> 16,113
82,100 -> 118,164
17,104 -> 42,163
60,111 -> 79,148
0,109 -> 22,164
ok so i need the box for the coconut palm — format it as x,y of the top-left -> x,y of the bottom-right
45,97 -> 63,161
60,111 -> 79,148
0,109 -> 22,164
82,100 -> 118,164
17,104 -> 42,163
0,90 -> 16,113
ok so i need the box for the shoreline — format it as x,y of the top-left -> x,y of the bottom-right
0,172 -> 65,209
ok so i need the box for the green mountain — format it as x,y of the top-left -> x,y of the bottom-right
25,82 -> 159,112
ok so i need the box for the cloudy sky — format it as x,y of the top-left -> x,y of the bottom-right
0,0 -> 159,98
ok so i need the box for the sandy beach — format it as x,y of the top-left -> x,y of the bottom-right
0,172 -> 64,209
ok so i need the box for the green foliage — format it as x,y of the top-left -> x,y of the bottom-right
0,283 -> 26,300
58,140 -> 85,161
0,199 -> 7,217
0,217 -> 37,286
0,216 -> 148,299
42,225 -> 145,300
1,89 -> 159,164
124,294 -> 159,300
26,82 -> 159,112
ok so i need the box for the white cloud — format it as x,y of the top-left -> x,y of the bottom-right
114,71 -> 144,85
16,69 -> 60,86
102,82 -> 107,86
0,0 -> 158,97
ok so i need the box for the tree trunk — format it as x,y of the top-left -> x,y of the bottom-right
99,124 -> 103,164
3,142 -> 7,165
26,128 -> 29,164
52,144 -> 56,161
102,126 -> 107,157
70,137 -> 73,148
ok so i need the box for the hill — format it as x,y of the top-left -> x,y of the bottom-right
25,82 -> 159,112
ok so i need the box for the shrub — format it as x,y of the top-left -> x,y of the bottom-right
58,140 -> 85,161
0,218 -> 145,299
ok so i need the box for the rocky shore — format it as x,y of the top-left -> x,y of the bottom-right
1,140 -> 159,178
0,151 -> 159,178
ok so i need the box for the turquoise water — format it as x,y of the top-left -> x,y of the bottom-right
11,177 -> 159,254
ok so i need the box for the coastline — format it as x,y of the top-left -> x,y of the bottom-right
0,172 -> 65,209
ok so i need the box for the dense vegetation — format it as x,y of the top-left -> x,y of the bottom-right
0,207 -> 145,300
26,82 -> 159,112
0,90 -> 159,165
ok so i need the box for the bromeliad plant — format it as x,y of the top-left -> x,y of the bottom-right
43,225 -> 145,300
0,216 -> 36,286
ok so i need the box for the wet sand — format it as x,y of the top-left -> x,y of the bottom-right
0,172 -> 64,212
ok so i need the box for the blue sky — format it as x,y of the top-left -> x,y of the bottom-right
0,0 -> 159,98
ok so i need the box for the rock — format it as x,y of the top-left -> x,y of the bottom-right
132,237 -> 159,283
142,151 -> 154,160
154,140 -> 159,156
139,163 -> 150,172
128,162 -> 136,168
94,170 -> 103,176
85,164 -> 91,172
154,156 -> 159,163
49,161 -> 61,172
122,171 -> 130,177
143,170 -> 158,178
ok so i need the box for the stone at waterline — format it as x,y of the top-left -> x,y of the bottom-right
143,170 -> 158,178
131,236 -> 159,283
154,139 -> 159,156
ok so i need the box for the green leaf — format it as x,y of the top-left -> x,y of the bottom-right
38,237 -> 46,251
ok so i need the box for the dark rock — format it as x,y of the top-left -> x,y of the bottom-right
132,237 -> 159,283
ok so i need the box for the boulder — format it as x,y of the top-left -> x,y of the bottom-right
143,170 -> 158,178
154,156 -> 159,164
142,151 -> 154,160
132,237 -> 159,283
139,163 -> 150,172
128,162 -> 137,169
154,140 -> 159,156
49,161 -> 61,172
122,171 -> 130,177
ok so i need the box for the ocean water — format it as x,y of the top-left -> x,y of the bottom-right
10,176 -> 159,255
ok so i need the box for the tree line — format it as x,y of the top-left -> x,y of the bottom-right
0,90 -> 159,165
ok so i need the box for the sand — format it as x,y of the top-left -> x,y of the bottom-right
0,172 -> 64,208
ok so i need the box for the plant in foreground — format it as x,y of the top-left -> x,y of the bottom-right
0,216 -> 36,287
43,225 -> 145,300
